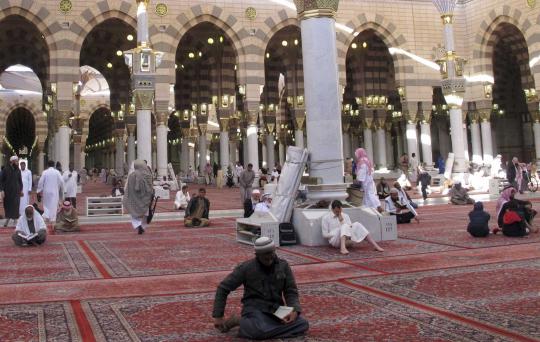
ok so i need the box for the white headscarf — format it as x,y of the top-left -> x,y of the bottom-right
15,206 -> 47,235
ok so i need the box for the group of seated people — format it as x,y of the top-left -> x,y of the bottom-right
12,201 -> 80,247
243,189 -> 273,218
467,186 -> 539,238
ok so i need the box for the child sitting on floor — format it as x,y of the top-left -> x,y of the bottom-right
502,201 -> 529,237
467,201 -> 491,237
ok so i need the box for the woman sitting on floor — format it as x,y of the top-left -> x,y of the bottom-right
467,202 -> 491,237
496,187 -> 538,234
501,201 -> 529,237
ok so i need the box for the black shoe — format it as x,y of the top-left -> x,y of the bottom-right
137,226 -> 144,235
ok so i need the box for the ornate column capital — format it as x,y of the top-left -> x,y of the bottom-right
156,112 -> 168,126
219,117 -> 230,132
364,117 -> 374,130
247,110 -> 258,126
127,124 -> 136,136
531,111 -> 540,123
57,110 -> 71,127
404,111 -> 417,124
198,123 -> 208,136
293,0 -> 339,20
133,89 -> 154,110
421,110 -> 432,124
478,110 -> 491,123
468,111 -> 480,124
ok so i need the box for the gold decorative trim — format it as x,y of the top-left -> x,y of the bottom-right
527,0 -> 536,9
298,8 -> 336,20
441,14 -> 453,24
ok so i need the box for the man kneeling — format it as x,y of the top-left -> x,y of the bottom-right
213,237 -> 309,340
54,201 -> 80,233
184,188 -> 210,227
12,205 -> 47,246
322,200 -> 384,255
385,188 -> 419,224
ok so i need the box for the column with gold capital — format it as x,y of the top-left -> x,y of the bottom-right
433,0 -> 468,176
56,110 -> 71,172
114,129 -> 126,176
375,118 -> 387,170
478,108 -> 494,163
155,111 -> 168,178
420,104 -> 434,166
124,0 -> 164,167
294,0 -> 346,200
218,114 -> 230,171
529,104 -> 540,164
246,109 -> 260,171
403,102 -> 419,160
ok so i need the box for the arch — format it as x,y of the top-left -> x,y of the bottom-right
156,5 -> 247,83
81,103 -> 112,140
0,102 -> 46,147
336,14 -> 409,85
474,14 -> 529,77
260,18 -> 300,50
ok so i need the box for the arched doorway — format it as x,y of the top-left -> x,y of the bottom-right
5,107 -> 36,167
175,22 -> 239,173
263,25 -> 303,167
344,29 -> 399,168
490,23 -> 535,162
85,108 -> 114,170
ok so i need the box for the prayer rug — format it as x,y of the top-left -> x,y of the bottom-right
352,259 -> 540,340
81,282 -> 510,341
280,238 -> 462,262
86,234 -> 312,277
0,301 -> 81,341
0,241 -> 99,284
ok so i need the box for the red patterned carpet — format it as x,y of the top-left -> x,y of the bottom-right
1,199 -> 540,341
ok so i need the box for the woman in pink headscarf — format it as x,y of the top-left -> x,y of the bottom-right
355,148 -> 382,211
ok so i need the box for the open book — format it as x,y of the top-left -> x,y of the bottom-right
273,306 -> 294,320
17,232 -> 38,241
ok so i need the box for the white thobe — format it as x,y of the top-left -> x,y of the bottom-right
19,169 -> 32,216
321,212 -> 369,248
37,167 -> 64,222
254,202 -> 271,213
63,170 -> 78,198
356,164 -> 380,209
174,191 -> 190,209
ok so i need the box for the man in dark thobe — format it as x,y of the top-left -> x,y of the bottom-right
212,237 -> 309,340
0,156 -> 23,227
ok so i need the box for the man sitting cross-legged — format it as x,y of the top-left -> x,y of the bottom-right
322,200 -> 384,255
12,205 -> 47,246
385,188 -> 419,224
184,188 -> 210,227
212,237 -> 309,340
54,200 -> 80,233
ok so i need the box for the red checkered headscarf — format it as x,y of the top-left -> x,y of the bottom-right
355,148 -> 373,175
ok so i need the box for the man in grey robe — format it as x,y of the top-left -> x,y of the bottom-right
213,237 -> 309,339
123,159 -> 154,234
238,163 -> 255,204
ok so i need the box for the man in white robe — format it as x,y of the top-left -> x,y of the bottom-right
37,160 -> 64,223
19,161 -> 32,217
63,163 -> 78,208
321,200 -> 384,255
12,205 -> 47,246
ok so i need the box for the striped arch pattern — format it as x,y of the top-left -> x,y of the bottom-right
336,13 -> 409,86
0,101 -> 47,150
472,5 -> 537,88
81,103 -> 112,145
150,5 -> 249,85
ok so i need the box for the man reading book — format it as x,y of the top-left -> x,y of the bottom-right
54,201 -> 80,233
12,205 -> 47,246
212,237 -> 309,339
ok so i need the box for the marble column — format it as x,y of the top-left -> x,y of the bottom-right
295,130 -> 305,149
342,131 -> 351,159
242,137 -> 249,166
115,133 -> 125,176
363,125 -> 374,162
278,141 -> 285,165
127,131 -> 136,168
375,126 -> 387,169
133,92 -> 153,166
470,118 -> 482,164
404,109 -> 419,160
296,0 -> 345,199
219,118 -> 230,171
72,136 -> 82,171
57,117 -> 70,172
228,140 -> 237,167
463,125 -> 470,161
266,134 -> 275,170
385,127 -> 394,169
533,121 -> 540,163
156,117 -> 168,178
479,111 -> 494,164
247,112 -> 260,170
420,120 -> 433,167
180,137 -> 189,173
351,133 -> 359,152
198,134 -> 207,175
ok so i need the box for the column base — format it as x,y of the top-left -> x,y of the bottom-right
305,183 -> 348,202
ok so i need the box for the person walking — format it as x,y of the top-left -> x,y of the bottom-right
239,163 -> 255,204
123,160 -> 154,235
0,156 -> 23,227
